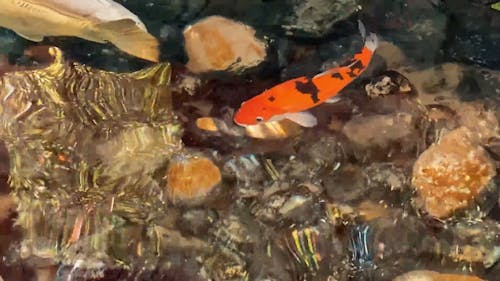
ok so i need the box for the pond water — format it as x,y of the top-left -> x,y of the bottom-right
0,1 -> 499,281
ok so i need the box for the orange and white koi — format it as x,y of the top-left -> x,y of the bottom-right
233,21 -> 378,127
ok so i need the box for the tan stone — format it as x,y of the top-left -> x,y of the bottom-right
167,155 -> 221,204
183,16 -> 267,73
375,41 -> 407,69
393,270 -> 484,281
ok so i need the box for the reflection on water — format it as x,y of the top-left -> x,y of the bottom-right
0,1 -> 499,281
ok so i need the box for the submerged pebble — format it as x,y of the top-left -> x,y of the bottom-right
166,155 -> 222,205
392,270 -> 484,281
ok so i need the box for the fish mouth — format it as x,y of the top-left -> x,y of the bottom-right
233,120 -> 249,128
232,114 -> 250,128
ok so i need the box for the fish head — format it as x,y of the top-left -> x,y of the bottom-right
233,94 -> 283,127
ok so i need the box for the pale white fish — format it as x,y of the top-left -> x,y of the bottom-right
0,0 -> 159,62
34,0 -> 147,31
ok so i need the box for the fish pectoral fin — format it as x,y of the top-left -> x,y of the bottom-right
96,19 -> 160,62
15,31 -> 44,42
281,111 -> 318,128
324,96 -> 342,104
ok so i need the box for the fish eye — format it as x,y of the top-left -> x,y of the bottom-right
256,116 -> 264,122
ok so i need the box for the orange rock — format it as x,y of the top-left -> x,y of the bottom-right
166,155 -> 221,204
196,117 -> 219,132
183,16 -> 267,73
392,270 -> 484,281
412,127 -> 496,218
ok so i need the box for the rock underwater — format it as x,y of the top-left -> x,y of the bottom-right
0,47 -> 186,270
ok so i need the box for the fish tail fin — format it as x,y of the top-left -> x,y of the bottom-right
128,63 -> 172,86
358,20 -> 367,40
364,32 -> 379,52
357,20 -> 378,52
96,19 -> 160,62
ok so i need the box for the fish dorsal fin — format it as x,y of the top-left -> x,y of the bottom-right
128,63 -> 171,86
14,31 -> 44,42
358,20 -> 367,40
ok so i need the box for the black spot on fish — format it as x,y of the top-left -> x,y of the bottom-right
268,96 -> 276,102
351,60 -> 365,71
346,60 -> 364,78
295,78 -> 320,103
331,72 -> 344,80
340,58 -> 356,67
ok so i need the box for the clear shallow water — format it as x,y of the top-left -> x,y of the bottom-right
0,1 -> 499,281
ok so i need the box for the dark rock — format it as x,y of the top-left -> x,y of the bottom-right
442,0 -> 500,69
283,0 -> 360,38
361,0 -> 447,67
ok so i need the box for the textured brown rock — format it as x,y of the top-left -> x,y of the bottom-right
183,15 -> 267,73
167,155 -> 222,204
456,102 -> 499,143
412,127 -> 496,218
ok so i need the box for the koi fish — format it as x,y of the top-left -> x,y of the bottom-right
233,21 -> 378,127
0,0 -> 159,62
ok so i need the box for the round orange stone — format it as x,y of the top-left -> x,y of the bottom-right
166,155 -> 222,204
